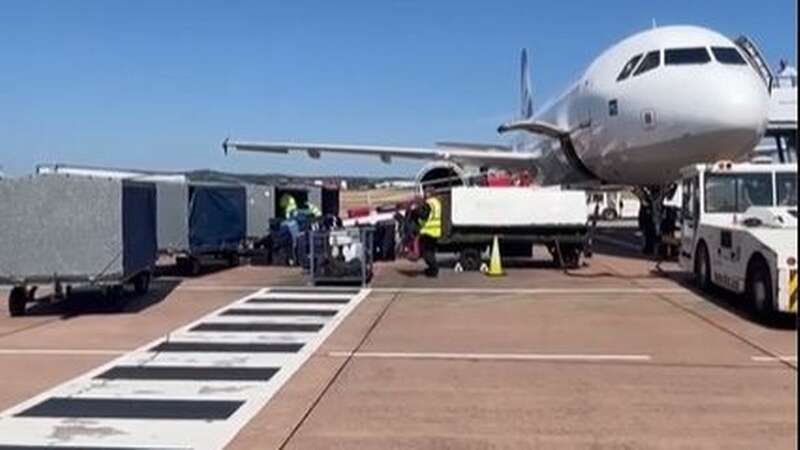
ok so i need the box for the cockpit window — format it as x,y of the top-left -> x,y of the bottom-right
617,54 -> 643,81
665,47 -> 711,65
633,51 -> 660,76
711,47 -> 747,65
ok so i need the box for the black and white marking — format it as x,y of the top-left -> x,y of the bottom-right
0,288 -> 368,449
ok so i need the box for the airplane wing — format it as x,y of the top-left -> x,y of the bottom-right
222,138 -> 538,167
435,141 -> 513,152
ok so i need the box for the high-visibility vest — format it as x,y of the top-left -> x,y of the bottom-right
306,202 -> 322,218
420,197 -> 442,238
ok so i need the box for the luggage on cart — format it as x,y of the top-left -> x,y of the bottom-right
309,228 -> 374,286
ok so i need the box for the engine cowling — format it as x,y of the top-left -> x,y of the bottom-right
415,162 -> 467,190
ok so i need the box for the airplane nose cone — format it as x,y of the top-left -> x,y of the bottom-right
716,74 -> 770,136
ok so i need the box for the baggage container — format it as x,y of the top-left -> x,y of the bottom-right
0,174 -> 157,316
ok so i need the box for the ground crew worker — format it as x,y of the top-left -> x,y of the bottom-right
279,193 -> 298,219
418,189 -> 442,277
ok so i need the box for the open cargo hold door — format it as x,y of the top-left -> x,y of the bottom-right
322,186 -> 340,216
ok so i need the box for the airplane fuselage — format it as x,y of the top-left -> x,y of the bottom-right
526,26 -> 770,187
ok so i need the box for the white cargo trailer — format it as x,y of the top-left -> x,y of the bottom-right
438,186 -> 589,269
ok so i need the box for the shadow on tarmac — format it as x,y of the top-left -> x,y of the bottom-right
22,279 -> 181,320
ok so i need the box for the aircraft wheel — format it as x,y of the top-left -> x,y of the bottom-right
601,208 -> 618,221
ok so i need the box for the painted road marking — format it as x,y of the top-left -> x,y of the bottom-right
370,287 -> 686,294
0,288 -> 370,450
751,355 -> 797,363
0,348 -> 126,356
149,341 -> 304,353
328,351 -> 652,362
17,398 -> 244,420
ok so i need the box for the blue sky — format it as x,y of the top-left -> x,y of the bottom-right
0,1 -> 796,177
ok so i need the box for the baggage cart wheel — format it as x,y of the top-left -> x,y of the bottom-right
133,272 -> 151,296
747,259 -> 774,321
226,253 -> 240,267
177,256 -> 201,276
106,285 -> 126,311
458,247 -> 483,272
9,286 -> 28,317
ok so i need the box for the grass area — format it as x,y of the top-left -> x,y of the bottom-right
339,188 -> 416,216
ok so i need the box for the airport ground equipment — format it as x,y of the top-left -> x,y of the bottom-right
678,161 -> 797,318
438,187 -> 590,269
0,174 -> 157,316
308,228 -> 374,286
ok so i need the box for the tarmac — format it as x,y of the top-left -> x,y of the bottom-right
0,226 -> 795,449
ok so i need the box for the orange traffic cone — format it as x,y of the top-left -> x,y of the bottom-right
486,235 -> 505,277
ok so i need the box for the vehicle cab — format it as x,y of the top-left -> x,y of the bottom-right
678,161 -> 797,317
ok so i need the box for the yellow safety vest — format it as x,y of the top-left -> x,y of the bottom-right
420,197 -> 442,238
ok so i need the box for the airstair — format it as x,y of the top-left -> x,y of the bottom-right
735,35 -> 774,92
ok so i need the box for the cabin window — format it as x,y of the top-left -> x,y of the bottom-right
617,54 -> 643,81
705,173 -> 773,213
665,47 -> 711,65
711,47 -> 747,65
633,51 -> 660,76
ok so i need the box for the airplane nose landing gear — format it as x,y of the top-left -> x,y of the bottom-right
635,184 -> 679,258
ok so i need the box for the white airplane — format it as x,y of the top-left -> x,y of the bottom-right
223,25 -> 770,231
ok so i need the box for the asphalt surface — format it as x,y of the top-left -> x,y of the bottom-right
0,228 -> 795,449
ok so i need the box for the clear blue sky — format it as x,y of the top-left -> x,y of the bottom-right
1,1 -> 796,177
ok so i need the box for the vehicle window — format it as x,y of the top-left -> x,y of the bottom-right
705,173 -> 774,213
633,50 -> 660,76
776,172 -> 798,206
705,175 -> 737,213
711,47 -> 747,65
665,47 -> 711,65
737,173 -> 773,211
682,179 -> 693,222
617,54 -> 643,81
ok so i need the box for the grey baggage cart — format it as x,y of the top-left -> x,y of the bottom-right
0,174 -> 158,316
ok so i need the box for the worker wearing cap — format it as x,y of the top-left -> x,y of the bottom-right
418,188 -> 442,277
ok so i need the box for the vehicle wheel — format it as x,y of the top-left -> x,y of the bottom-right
747,260 -> 774,320
601,208 -> 618,221
459,247 -> 483,272
133,272 -> 151,296
558,245 -> 581,269
8,286 -> 27,317
694,242 -> 712,291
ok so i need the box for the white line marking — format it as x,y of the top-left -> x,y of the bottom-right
370,287 -> 685,294
0,348 -> 126,356
328,351 -> 652,362
751,355 -> 797,362
0,287 -> 371,450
